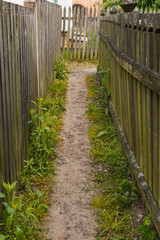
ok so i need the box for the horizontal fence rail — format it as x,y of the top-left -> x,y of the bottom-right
99,12 -> 160,234
61,6 -> 100,61
0,0 -> 62,209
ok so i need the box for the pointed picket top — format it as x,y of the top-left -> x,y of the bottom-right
144,8 -> 148,14
133,7 -> 138,13
140,8 -> 143,13
110,6 -> 118,15
101,8 -> 105,16
107,7 -> 110,16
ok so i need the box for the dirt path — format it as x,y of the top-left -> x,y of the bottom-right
46,63 -> 97,240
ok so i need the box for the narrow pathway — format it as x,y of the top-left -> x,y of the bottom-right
46,63 -> 97,240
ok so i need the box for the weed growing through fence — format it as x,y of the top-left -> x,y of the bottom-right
0,58 -> 69,239
86,74 -> 151,239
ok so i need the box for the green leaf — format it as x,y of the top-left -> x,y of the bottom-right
96,130 -> 108,138
136,225 -> 148,233
39,116 -> 44,122
3,202 -> 8,208
10,181 -> 17,191
0,193 -> 6,198
7,206 -> 15,215
6,214 -> 14,228
2,182 -> 8,191
144,214 -> 151,226
32,214 -> 39,223
12,196 -> 22,209
142,230 -> 155,240
0,234 -> 7,240
44,204 -> 49,209
16,227 -> 24,240
44,126 -> 50,132
105,107 -> 109,116
35,190 -> 42,198
31,100 -> 38,107
31,132 -> 37,136
0,223 -> 5,226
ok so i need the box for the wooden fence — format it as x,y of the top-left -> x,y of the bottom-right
99,12 -> 160,234
0,0 -> 61,199
61,6 -> 100,60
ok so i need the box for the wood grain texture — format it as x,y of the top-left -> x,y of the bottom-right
0,0 -> 62,207
99,12 -> 160,234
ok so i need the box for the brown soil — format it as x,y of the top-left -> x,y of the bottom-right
45,63 -> 97,240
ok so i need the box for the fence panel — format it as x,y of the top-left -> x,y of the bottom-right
99,12 -> 160,235
61,6 -> 101,60
0,0 -> 62,212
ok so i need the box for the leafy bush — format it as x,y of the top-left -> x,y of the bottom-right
103,0 -> 121,9
0,182 -> 38,240
111,179 -> 139,207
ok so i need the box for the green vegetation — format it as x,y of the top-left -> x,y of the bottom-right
137,0 -> 160,10
54,56 -> 70,80
86,73 -> 155,239
0,57 -> 68,239
136,215 -> 156,240
103,0 -> 160,12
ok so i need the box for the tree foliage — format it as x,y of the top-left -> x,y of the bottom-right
102,0 -> 160,11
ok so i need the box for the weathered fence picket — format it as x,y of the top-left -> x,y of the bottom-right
99,11 -> 160,235
61,6 -> 101,60
67,7 -> 71,59
91,8 -> 96,59
78,7 -> 84,60
86,8 -> 92,60
82,7 -> 88,60
95,8 -> 100,60
0,0 -> 62,212
74,7 -> 80,60
62,7 -> 66,57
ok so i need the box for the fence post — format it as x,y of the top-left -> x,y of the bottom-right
24,1 -> 39,99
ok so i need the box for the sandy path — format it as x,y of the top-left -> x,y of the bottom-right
46,63 -> 97,240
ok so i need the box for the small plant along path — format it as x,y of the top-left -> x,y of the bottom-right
46,62 -> 97,240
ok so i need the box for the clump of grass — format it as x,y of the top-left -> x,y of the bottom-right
0,59 -> 68,239
86,74 -> 145,240
54,56 -> 70,80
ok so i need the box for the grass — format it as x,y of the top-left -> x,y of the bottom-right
0,58 -> 68,239
86,74 -> 146,240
